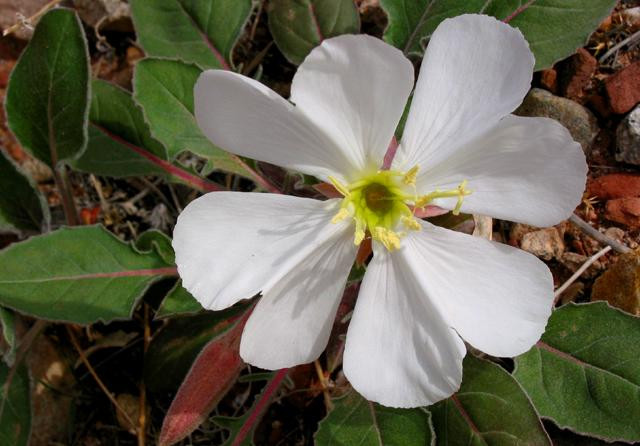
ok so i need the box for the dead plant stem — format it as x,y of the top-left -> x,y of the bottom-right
553,245 -> 611,304
569,214 -> 630,254
313,360 -> 333,411
66,325 -> 139,434
2,0 -> 63,36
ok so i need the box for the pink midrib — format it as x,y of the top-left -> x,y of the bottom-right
6,267 -> 178,283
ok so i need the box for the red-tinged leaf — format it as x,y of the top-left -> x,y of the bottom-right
158,309 -> 251,446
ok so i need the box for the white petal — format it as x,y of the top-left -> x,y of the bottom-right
173,192 -> 351,311
417,116 -> 587,227
240,229 -> 356,369
195,71 -> 355,182
343,244 -> 465,408
397,14 -> 534,171
291,35 -> 414,174
402,221 -> 554,358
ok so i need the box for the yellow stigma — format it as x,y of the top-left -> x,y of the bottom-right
329,167 -> 472,251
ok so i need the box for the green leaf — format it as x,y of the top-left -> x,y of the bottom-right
132,59 -> 208,159
0,152 -> 48,233
268,0 -> 360,65
514,302 -> 640,443
430,355 -> 550,445
130,0 -> 252,69
315,390 -> 433,445
5,8 -> 90,167
71,79 -> 168,178
0,226 -> 176,324
133,58 -> 252,179
145,306 -> 244,392
0,362 -> 30,446
379,0 -> 616,70
156,280 -> 202,319
135,230 -> 175,265
0,308 -> 16,366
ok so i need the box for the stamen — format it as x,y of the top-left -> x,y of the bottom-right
452,180 -> 470,215
402,215 -> 421,231
331,207 -> 349,224
354,220 -> 366,246
403,166 -> 419,185
371,227 -> 401,251
414,180 -> 472,213
328,176 -> 350,197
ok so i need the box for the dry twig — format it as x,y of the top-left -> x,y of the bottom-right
553,245 -> 611,304
569,214 -> 631,254
67,326 -> 139,434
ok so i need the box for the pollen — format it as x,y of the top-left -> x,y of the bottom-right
329,167 -> 472,251
402,165 -> 419,185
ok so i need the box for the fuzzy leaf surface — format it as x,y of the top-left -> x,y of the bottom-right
514,302 -> 640,442
158,309 -> 249,446
268,0 -> 360,65
0,153 -> 48,233
379,0 -> 617,70
0,226 -> 175,323
72,79 -> 168,177
315,390 -> 434,445
5,8 -> 89,167
131,0 -> 252,69
430,355 -> 550,445
145,307 -> 244,392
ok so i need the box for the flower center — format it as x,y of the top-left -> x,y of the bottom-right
330,166 -> 471,251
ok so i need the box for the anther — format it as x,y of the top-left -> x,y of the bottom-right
331,208 -> 349,224
403,166 -> 419,186
372,227 -> 401,251
402,215 -> 421,231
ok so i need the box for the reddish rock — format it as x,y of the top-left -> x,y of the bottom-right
605,197 -> 640,228
588,174 -> 640,199
605,61 -> 640,114
540,68 -> 558,93
591,249 -> 640,316
587,92 -> 611,118
559,48 -> 597,103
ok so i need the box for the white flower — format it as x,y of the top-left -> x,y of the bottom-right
173,14 -> 587,408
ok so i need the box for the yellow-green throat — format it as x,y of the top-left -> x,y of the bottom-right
329,166 -> 471,251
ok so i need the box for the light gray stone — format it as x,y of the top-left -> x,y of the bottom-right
515,88 -> 599,154
616,105 -> 640,165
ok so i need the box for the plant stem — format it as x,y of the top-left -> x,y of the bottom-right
67,326 -> 139,434
569,214 -> 631,254
553,245 -> 611,304
53,165 -> 79,226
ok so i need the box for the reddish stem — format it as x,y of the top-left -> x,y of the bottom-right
91,123 -> 224,193
232,368 -> 289,446
503,0 -> 536,23
233,156 -> 281,194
